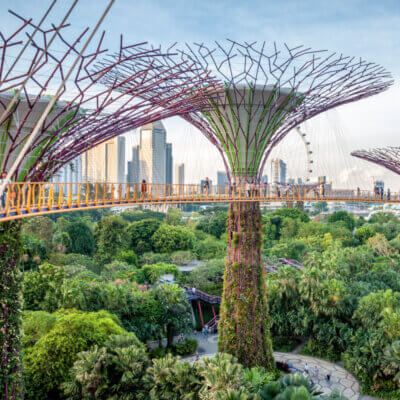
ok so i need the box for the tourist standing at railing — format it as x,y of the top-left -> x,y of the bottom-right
141,179 -> 147,199
0,172 -> 11,209
380,187 -> 384,200
387,188 -> 391,201
204,177 -> 210,197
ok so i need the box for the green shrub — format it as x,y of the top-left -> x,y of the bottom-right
63,332 -> 148,400
23,309 -> 125,400
144,353 -> 203,400
172,338 -> 198,356
23,263 -> 65,311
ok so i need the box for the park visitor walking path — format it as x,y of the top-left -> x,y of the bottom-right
186,333 -> 379,400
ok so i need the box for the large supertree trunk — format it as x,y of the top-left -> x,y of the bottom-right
0,221 -> 23,400
218,200 -> 275,368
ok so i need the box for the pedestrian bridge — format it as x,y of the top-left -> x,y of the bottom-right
0,182 -> 397,221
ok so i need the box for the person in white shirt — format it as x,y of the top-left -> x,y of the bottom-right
0,172 -> 10,209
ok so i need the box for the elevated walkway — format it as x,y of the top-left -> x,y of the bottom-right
0,181 -> 397,221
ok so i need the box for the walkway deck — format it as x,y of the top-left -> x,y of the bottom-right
0,181 -> 398,221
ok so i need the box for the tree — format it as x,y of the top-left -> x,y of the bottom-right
144,354 -> 203,400
64,221 -> 94,256
126,219 -> 161,255
23,310 -> 125,400
384,341 -> 400,384
94,216 -> 128,264
165,208 -> 183,226
22,216 -> 55,251
196,211 -> 227,239
63,333 -> 149,400
273,207 -> 310,223
354,226 -> 376,244
151,225 -> 195,253
153,284 -> 192,347
328,211 -> 356,231
313,201 -> 328,214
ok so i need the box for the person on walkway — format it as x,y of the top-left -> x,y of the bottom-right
326,373 -> 331,383
203,325 -> 208,337
246,181 -> 252,197
380,187 -> 384,200
313,366 -> 319,380
387,188 -> 391,200
204,177 -> 210,196
141,179 -> 147,198
195,351 -> 200,362
0,172 -> 11,210
304,362 -> 309,374
177,333 -> 182,343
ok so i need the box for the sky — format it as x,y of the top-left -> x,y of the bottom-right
1,0 -> 400,189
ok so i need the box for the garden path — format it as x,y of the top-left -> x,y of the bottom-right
186,333 -> 380,400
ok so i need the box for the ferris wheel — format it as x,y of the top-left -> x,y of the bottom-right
295,126 -> 313,183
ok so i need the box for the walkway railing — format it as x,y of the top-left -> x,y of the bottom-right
0,181 -> 397,221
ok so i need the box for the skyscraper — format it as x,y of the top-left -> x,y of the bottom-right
139,121 -> 166,184
82,136 -> 125,182
174,163 -> 185,185
166,143 -> 173,185
52,155 -> 82,194
271,158 -> 287,184
126,145 -> 139,183
217,171 -> 229,193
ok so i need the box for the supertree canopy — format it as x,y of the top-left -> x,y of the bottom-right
0,14 -> 220,184
352,146 -> 400,175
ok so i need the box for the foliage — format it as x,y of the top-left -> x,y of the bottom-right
117,249 -> 139,267
171,338 -> 198,356
0,221 -> 23,399
62,332 -> 149,400
23,309 -> 125,399
126,218 -> 161,254
120,208 -> 165,223
23,263 -> 65,312
152,224 -> 195,253
94,216 -> 128,264
196,211 -> 227,238
141,262 -> 180,284
165,208 -> 183,225
22,216 -> 55,252
194,236 -> 226,260
328,211 -> 356,231
273,207 -> 310,223
354,225 -> 376,244
144,354 -> 203,400
64,221 -> 95,256
269,239 -> 307,261
20,233 -> 48,270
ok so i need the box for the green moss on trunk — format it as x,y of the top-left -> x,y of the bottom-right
0,221 -> 23,400
218,201 -> 275,369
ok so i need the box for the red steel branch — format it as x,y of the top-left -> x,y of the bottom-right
0,13 -> 222,182
352,147 -> 400,176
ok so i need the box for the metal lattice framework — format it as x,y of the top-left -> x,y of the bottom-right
169,40 -> 393,182
0,12 -> 221,183
351,146 -> 400,175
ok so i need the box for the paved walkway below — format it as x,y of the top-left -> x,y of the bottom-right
185,333 -> 379,400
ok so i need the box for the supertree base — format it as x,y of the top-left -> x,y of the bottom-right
218,201 -> 275,368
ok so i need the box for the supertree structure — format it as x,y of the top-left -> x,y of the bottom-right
154,40 -> 390,367
352,146 -> 400,175
0,10 -> 220,399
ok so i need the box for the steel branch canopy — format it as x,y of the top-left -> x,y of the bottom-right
352,146 -> 400,175
171,40 -> 393,182
0,11 -> 221,184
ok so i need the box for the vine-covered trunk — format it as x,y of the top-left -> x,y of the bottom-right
218,201 -> 275,368
0,221 -> 23,400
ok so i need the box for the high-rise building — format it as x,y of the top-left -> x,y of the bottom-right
287,178 -> 295,184
82,136 -> 125,182
217,171 -> 229,193
271,158 -> 287,184
126,145 -> 139,183
261,175 -> 268,184
139,121 -> 166,184
52,155 -> 82,194
166,143 -> 173,185
174,163 -> 185,185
